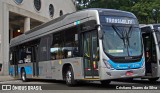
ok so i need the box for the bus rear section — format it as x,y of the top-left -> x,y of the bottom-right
141,24 -> 160,81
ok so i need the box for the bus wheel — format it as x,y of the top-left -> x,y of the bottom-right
126,78 -> 133,82
65,66 -> 76,86
21,69 -> 27,82
148,77 -> 159,82
100,80 -> 111,85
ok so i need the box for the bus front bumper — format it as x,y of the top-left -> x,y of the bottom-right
100,67 -> 145,80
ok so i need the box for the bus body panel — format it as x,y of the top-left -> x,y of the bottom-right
157,42 -> 160,77
18,63 -> 33,78
158,64 -> 160,77
13,57 -> 84,80
37,57 -> 84,80
152,31 -> 159,77
9,65 -> 15,77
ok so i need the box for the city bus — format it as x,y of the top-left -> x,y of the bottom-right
140,24 -> 160,81
9,8 -> 145,86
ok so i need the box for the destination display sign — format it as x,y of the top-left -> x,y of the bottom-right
105,17 -> 135,24
100,16 -> 138,25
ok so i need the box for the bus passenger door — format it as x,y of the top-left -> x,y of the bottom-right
32,46 -> 39,77
82,30 -> 99,78
142,33 -> 157,76
13,50 -> 18,77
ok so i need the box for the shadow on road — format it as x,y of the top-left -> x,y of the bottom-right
21,79 -> 160,90
114,79 -> 160,85
24,79 -> 122,90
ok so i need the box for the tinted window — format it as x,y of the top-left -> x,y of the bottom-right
141,26 -> 152,33
38,35 -> 52,61
50,27 -> 79,60
153,25 -> 160,31
12,39 -> 40,64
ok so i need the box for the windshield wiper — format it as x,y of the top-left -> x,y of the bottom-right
112,25 -> 133,47
112,25 -> 133,56
112,25 -> 126,47
126,25 -> 132,47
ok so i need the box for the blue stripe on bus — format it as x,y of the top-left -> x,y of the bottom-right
18,68 -> 21,74
18,66 -> 33,75
9,67 -> 14,75
108,58 -> 144,70
24,66 -> 32,74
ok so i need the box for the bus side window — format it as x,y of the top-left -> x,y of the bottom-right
50,32 -> 63,60
18,48 -> 25,64
24,47 -> 32,63
63,27 -> 78,58
38,36 -> 52,61
95,47 -> 99,61
50,26 -> 79,60
9,50 -> 13,65
32,45 -> 38,62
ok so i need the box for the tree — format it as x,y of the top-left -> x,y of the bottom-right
76,0 -> 91,9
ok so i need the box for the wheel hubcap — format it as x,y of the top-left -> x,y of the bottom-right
66,71 -> 71,84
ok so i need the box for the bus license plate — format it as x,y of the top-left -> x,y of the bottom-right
126,71 -> 133,76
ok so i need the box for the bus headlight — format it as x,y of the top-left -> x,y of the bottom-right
103,59 -> 114,70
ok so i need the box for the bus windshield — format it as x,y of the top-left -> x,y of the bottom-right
102,25 -> 142,57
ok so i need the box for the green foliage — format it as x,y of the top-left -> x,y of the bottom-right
76,0 -> 160,24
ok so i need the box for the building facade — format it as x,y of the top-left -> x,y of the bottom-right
0,0 -> 76,75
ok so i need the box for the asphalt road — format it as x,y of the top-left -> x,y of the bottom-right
0,79 -> 159,93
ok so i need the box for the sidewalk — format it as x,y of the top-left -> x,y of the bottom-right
0,76 -> 15,82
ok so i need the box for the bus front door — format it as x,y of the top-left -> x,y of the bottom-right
83,30 -> 99,78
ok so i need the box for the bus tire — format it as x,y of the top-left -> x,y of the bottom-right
100,80 -> 111,85
65,66 -> 76,86
21,69 -> 27,82
148,77 -> 159,82
126,78 -> 133,81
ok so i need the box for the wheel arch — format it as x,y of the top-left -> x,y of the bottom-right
20,67 -> 25,75
62,63 -> 74,80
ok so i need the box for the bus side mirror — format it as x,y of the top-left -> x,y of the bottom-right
95,24 -> 101,28
95,24 -> 103,39
98,30 -> 103,39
